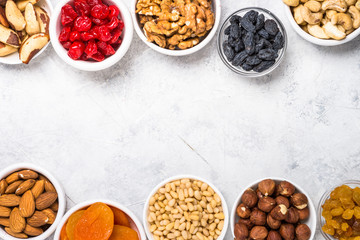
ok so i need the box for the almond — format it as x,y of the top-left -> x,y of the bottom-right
0,217 -> 10,227
0,179 -> 8,194
0,194 -> 21,207
5,180 -> 23,194
50,201 -> 58,212
31,180 -> 44,199
0,206 -> 11,217
9,207 -> 25,233
18,170 -> 38,180
39,175 -> 56,193
15,179 -> 35,195
5,227 -> 28,238
5,172 -> 20,184
23,224 -> 43,236
35,192 -> 57,210
27,211 -> 48,227
19,190 -> 35,218
42,208 -> 56,224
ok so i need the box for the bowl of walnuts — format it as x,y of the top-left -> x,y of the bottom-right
230,178 -> 316,240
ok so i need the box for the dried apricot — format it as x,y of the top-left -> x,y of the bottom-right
67,210 -> 85,240
108,225 -> 139,240
110,206 -> 130,227
74,202 -> 114,240
61,223 -> 69,240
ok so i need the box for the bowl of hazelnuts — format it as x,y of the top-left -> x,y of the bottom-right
230,178 -> 316,240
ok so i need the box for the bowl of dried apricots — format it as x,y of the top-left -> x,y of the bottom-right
54,199 -> 146,240
319,181 -> 360,240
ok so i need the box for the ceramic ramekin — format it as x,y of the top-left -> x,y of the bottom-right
0,162 -> 66,240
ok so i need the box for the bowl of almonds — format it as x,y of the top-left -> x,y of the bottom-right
143,175 -> 229,240
0,163 -> 66,240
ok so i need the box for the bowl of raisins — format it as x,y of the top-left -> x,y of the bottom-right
49,0 -> 133,71
217,8 -> 287,77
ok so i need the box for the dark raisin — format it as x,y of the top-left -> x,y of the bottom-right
264,19 -> 279,36
240,17 -> 256,33
234,39 -> 245,52
230,23 -> 241,39
246,55 -> 262,66
230,15 -> 242,25
258,48 -> 278,60
273,31 -> 284,50
254,34 -> 260,43
242,63 -> 254,71
258,29 -> 270,39
253,60 -> 275,72
255,38 -> 272,53
243,31 -> 255,55
232,50 -> 248,66
255,14 -> 265,30
244,10 -> 258,24
224,25 -> 231,35
228,37 -> 237,47
223,41 -> 235,61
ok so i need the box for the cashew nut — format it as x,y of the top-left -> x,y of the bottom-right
322,0 -> 347,12
283,0 -> 300,7
348,5 -> 360,28
326,10 -> 338,20
293,5 -> 305,24
301,24 -> 309,33
301,5 -> 323,24
304,0 -> 322,12
300,0 -> 309,3
345,0 -> 357,5
331,13 -> 353,30
308,24 -> 330,38
323,21 -> 347,39
356,0 -> 360,9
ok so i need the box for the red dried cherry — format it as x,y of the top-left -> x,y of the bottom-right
91,4 -> 109,20
61,4 -> 78,26
69,31 -> 81,42
74,16 -> 92,32
108,5 -> 119,19
91,17 -> 108,25
87,0 -> 102,7
107,16 -> 119,30
74,1 -> 90,16
80,53 -> 88,61
108,26 -> 122,44
91,52 -> 105,62
80,31 -> 95,41
75,0 -> 87,3
97,41 -> 114,56
61,41 -> 72,50
68,41 -> 85,60
85,39 -> 98,57
96,25 -> 112,42
59,26 -> 71,42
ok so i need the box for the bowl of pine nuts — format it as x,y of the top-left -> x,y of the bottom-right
143,175 -> 229,240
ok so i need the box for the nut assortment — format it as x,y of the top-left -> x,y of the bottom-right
282,0 -> 360,40
0,169 -> 58,238
222,10 -> 285,73
135,0 -> 215,50
60,202 -> 139,240
321,185 -> 360,240
234,179 -> 311,240
58,0 -> 124,62
0,0 -> 50,63
147,178 -> 225,240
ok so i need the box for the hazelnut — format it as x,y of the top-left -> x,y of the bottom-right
267,214 -> 281,230
250,209 -> 267,226
296,207 -> 310,221
270,204 -> 288,221
257,188 -> 264,199
295,224 -> 311,240
258,197 -> 276,213
241,188 -> 258,208
285,207 -> 300,224
275,196 -> 290,208
279,223 -> 295,240
250,226 -> 268,240
291,193 -> 308,210
267,231 -> 282,240
235,223 -> 249,240
238,218 -> 254,230
237,203 -> 251,218
277,181 -> 295,197
258,179 -> 276,196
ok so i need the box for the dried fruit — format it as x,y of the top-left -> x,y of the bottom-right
91,4 -> 109,19
68,41 -> 85,60
74,16 -> 92,32
108,225 -> 139,240
66,210 -> 85,240
110,206 -> 130,227
61,4 -> 78,26
264,19 -> 279,36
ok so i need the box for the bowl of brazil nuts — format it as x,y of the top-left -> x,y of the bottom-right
230,178 -> 317,240
143,175 -> 229,240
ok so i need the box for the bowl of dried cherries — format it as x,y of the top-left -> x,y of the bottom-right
231,178 -> 316,240
49,0 -> 133,71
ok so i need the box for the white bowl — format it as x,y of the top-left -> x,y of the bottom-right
0,0 -> 53,65
131,0 -> 221,56
49,0 -> 133,71
53,199 -> 146,240
230,177 -> 317,240
143,175 -> 229,240
0,163 -> 66,240
284,5 -> 360,46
